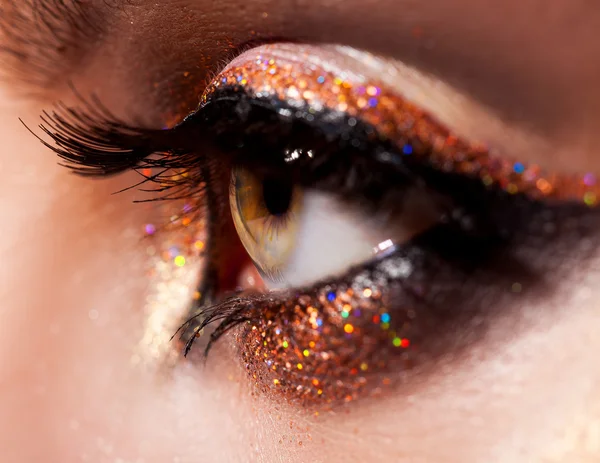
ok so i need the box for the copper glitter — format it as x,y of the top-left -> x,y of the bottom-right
200,48 -> 600,206
236,254 -> 416,407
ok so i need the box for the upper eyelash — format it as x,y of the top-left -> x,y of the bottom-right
25,88 -> 436,225
22,93 -> 175,176
26,109 -> 149,176
27,77 -> 598,209
26,97 -> 212,195
22,96 -> 221,212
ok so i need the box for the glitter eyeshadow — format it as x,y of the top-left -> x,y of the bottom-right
200,46 -> 600,207
237,254 -> 416,407
134,199 -> 206,366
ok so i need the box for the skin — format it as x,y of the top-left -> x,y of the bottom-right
1,0 -> 600,461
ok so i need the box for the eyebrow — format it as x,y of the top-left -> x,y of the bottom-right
0,0 -> 111,93
6,0 -> 600,148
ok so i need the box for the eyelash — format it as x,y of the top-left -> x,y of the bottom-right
28,52 -> 600,407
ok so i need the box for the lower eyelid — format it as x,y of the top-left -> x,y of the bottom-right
184,195 -> 600,408
222,241 -> 475,407
234,237 -> 464,406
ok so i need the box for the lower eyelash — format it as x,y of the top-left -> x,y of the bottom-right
179,235 -> 489,406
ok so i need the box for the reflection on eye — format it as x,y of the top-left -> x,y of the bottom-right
31,43 -> 600,408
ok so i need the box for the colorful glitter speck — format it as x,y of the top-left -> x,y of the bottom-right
584,173 -> 596,186
584,191 -> 597,207
513,162 -> 525,174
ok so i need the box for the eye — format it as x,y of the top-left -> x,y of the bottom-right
32,42 -> 600,408
186,44 -> 600,406
230,164 -> 440,289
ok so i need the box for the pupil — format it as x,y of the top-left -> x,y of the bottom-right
262,176 -> 293,216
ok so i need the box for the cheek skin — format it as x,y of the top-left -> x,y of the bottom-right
0,94 -> 259,462
313,291 -> 600,462
1,87 -> 600,463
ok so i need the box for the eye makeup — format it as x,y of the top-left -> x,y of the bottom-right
29,43 -> 600,409
135,198 -> 207,366
175,47 -> 600,407
201,44 -> 600,205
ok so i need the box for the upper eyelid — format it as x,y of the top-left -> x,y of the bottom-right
0,0 -> 570,170
194,46 -> 600,206
218,44 -> 590,177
